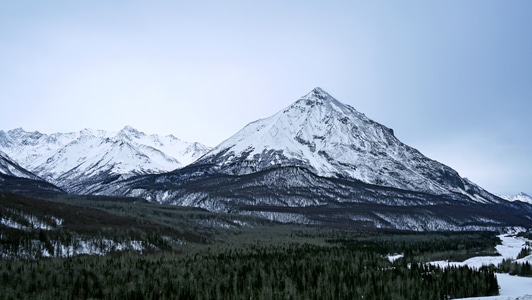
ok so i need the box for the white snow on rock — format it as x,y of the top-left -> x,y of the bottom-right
0,126 -> 210,193
198,87 -> 500,203
0,151 -> 41,180
498,192 -> 532,204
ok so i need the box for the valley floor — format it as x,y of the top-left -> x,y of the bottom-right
437,234 -> 532,300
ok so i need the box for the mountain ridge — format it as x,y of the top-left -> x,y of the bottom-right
0,126 -> 211,193
0,151 -> 64,195
498,192 -> 532,204
0,150 -> 41,180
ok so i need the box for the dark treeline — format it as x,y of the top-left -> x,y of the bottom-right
325,230 -> 500,262
0,241 -> 499,300
498,258 -> 532,277
517,246 -> 531,260
497,236 -> 532,277
0,193 -> 503,299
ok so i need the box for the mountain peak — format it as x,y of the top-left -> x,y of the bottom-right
7,128 -> 44,139
284,88 -> 364,124
118,126 -> 144,139
9,127 -> 25,134
300,87 -> 335,103
197,88 -> 491,201
121,125 -> 141,133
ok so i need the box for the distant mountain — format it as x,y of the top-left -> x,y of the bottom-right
498,192 -> 532,204
115,126 -> 210,166
0,150 -> 41,180
0,128 -> 78,168
0,151 -> 63,196
101,88 -> 530,230
0,127 -> 210,194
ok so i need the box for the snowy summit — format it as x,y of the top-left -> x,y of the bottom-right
197,87 -> 497,202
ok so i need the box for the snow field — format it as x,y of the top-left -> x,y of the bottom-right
431,233 -> 532,300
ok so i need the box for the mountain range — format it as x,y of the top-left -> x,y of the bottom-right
1,87 -> 531,231
0,126 -> 210,194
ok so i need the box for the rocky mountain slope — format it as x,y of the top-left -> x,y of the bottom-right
0,151 -> 41,180
0,152 -> 63,196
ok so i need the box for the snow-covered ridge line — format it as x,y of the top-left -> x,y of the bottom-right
498,192 -> 532,204
0,151 -> 41,180
0,126 -> 211,194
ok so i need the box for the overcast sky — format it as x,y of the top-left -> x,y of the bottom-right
1,1 -> 530,195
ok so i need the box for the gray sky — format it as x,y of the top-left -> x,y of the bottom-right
1,1 -> 530,195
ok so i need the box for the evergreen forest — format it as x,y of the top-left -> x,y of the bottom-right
0,192 -> 522,299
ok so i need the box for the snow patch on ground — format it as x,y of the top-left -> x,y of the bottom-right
386,253 -> 404,263
240,211 -> 318,225
52,239 -> 148,257
456,274 -> 532,299
0,237 -> 154,260
0,209 -> 62,231
431,232 -> 532,300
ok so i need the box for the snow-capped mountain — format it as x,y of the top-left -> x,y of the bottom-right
116,126 -> 210,166
0,128 -> 78,168
192,87 -> 499,203
0,151 -> 64,195
0,151 -> 41,180
499,193 -> 532,204
0,127 -> 210,194
99,88 -> 531,230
